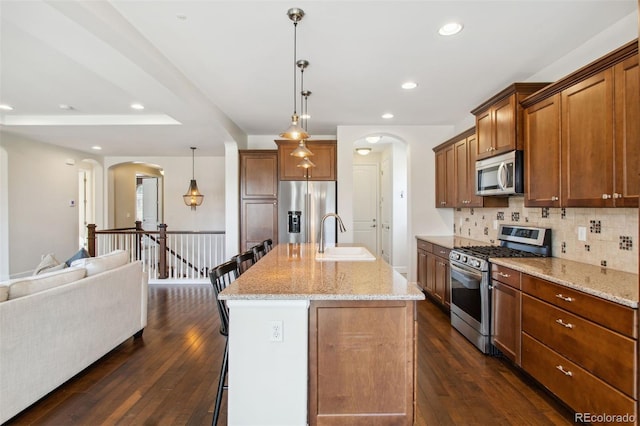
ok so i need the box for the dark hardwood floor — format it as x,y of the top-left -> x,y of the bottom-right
6,285 -> 575,425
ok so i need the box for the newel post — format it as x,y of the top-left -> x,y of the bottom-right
135,221 -> 143,260
158,223 -> 168,279
87,224 -> 97,257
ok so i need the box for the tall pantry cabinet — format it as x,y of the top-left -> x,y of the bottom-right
239,150 -> 278,252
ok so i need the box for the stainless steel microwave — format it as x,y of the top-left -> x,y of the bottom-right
475,150 -> 523,196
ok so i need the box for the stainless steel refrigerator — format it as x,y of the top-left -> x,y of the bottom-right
278,181 -> 337,246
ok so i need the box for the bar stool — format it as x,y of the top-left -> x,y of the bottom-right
263,238 -> 273,253
209,259 -> 239,425
252,243 -> 267,261
233,250 -> 256,275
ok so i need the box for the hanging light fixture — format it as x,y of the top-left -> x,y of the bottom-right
297,156 -> 316,169
183,147 -> 204,210
291,59 -> 314,158
280,7 -> 310,141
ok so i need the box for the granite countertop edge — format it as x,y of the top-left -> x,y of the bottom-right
219,292 -> 426,301
490,258 -> 638,309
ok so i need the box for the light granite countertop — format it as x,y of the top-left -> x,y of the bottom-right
415,235 -> 494,249
219,243 -> 425,301
416,234 -> 638,308
491,257 -> 638,308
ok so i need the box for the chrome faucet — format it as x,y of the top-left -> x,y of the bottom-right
318,213 -> 347,253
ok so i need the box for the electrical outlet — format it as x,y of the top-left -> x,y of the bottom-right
270,320 -> 283,342
578,226 -> 587,241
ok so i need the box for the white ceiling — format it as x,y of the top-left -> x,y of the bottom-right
0,0 -> 637,157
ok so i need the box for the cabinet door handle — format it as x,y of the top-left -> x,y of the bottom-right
613,193 -> 622,199
555,318 -> 574,329
556,365 -> 573,377
439,251 -> 447,255
555,293 -> 573,302
551,196 -> 559,201
601,193 -> 612,199
497,272 -> 510,278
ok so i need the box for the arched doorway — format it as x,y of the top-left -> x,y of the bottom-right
351,134 -> 408,272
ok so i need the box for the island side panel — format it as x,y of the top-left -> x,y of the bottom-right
227,300 -> 310,425
308,300 -> 416,426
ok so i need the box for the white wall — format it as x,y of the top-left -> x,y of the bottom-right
336,126 -> 455,282
104,155 -> 225,233
1,132 -> 103,277
0,147 -> 9,280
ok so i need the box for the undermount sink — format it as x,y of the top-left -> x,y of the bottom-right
315,246 -> 376,262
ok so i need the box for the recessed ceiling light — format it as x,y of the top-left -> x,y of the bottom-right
366,136 -> 381,144
92,146 -> 102,150
401,82 -> 418,90
130,103 -> 145,110
382,113 -> 394,119
59,104 -> 74,110
0,104 -> 14,111
439,22 -> 463,36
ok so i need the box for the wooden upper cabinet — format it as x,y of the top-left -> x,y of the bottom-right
613,54 -> 639,207
240,150 -> 278,199
435,129 -> 508,209
435,144 -> 455,208
276,140 -> 336,181
521,41 -> 638,208
524,94 -> 562,207
472,83 -> 550,161
562,69 -> 615,207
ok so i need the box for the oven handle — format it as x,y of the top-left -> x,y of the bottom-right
450,262 -> 482,290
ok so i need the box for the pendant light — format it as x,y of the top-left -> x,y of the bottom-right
280,7 -> 310,141
297,156 -> 316,169
291,59 -> 314,158
183,147 -> 204,210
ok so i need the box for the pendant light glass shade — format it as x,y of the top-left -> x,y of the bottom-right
183,147 -> 204,210
280,114 -> 309,141
290,139 -> 314,158
297,156 -> 316,169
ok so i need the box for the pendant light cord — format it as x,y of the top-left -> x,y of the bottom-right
191,147 -> 195,179
293,22 -> 298,116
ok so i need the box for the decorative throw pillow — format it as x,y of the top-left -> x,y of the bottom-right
65,247 -> 90,267
33,253 -> 63,275
70,249 -> 129,276
9,267 -> 87,299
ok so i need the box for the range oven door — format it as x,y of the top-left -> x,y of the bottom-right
449,261 -> 489,336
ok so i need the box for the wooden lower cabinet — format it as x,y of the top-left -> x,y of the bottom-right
517,272 -> 638,423
522,334 -> 636,425
491,265 -> 522,364
416,239 -> 449,311
308,300 -> 416,426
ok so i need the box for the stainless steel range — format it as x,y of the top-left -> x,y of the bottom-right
449,225 -> 552,354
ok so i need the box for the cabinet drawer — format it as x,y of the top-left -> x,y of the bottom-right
522,274 -> 637,338
417,239 -> 433,252
491,264 -> 521,289
522,295 -> 636,398
433,245 -> 450,259
522,333 -> 636,423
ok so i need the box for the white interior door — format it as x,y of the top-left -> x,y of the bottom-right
380,157 -> 392,263
141,177 -> 158,230
352,164 -> 379,254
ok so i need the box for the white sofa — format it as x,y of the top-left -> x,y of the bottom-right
0,252 -> 148,424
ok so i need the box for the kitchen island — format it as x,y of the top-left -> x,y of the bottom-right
219,243 -> 424,426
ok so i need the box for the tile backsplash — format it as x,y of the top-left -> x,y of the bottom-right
454,197 -> 638,274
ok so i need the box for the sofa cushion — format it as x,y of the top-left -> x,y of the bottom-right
65,247 -> 90,267
33,253 -> 65,275
0,283 -> 8,302
70,250 -> 129,276
8,267 -> 87,300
